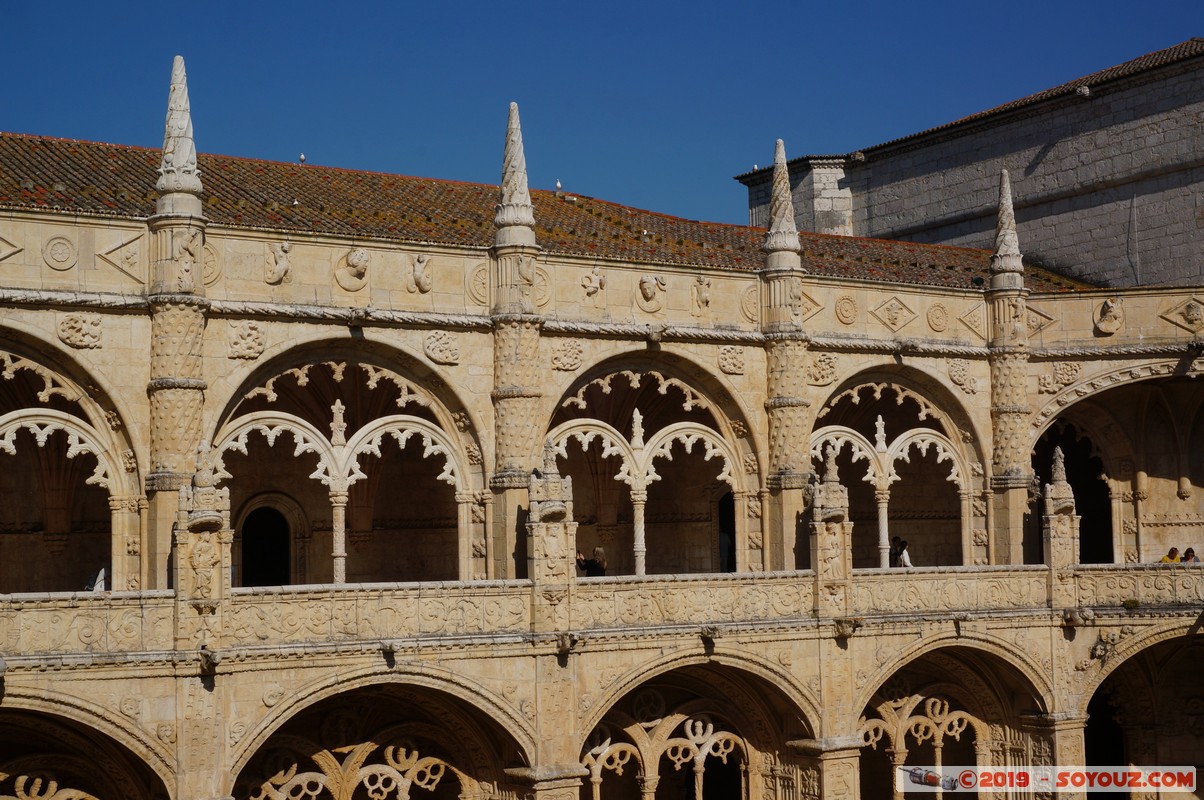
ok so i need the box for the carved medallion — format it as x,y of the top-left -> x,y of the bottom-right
424,331 -> 460,365
228,321 -> 266,360
43,235 -> 78,271
948,359 -> 978,393
335,247 -> 370,292
740,285 -> 759,323
1094,297 -> 1123,335
57,314 -> 102,348
202,242 -> 221,286
807,353 -> 837,386
551,340 -> 583,371
835,295 -> 858,325
718,346 -> 744,375
927,303 -> 949,332
467,263 -> 489,306
636,274 -> 666,313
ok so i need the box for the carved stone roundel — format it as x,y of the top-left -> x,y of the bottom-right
740,285 -> 759,323
835,295 -> 857,325
202,242 -> 222,286
468,264 -> 489,306
927,303 -> 949,332
43,235 -> 78,271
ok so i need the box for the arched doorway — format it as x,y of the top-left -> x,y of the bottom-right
1030,423 -> 1112,564
239,506 -> 290,587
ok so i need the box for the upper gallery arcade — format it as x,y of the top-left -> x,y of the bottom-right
0,55 -> 1203,800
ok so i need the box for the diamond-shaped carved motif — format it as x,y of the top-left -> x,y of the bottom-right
1026,303 -> 1055,337
871,296 -> 916,332
0,232 -> 23,264
789,287 -> 822,325
1160,296 -> 1204,334
97,234 -> 144,284
958,303 -> 987,341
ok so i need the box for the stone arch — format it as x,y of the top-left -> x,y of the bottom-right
233,491 -> 309,587
207,337 -> 486,476
855,643 -> 1051,797
229,663 -> 534,775
1079,625 -> 1204,768
852,636 -> 1052,720
579,657 -> 819,800
549,350 -> 760,575
0,687 -> 175,797
0,322 -> 145,462
228,666 -> 533,799
580,650 -> 821,743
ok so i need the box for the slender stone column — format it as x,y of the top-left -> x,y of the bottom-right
875,488 -> 891,568
631,489 -> 648,576
328,491 -> 348,583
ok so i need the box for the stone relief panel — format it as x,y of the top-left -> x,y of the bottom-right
948,359 -> 978,394
0,231 -> 24,264
424,331 -> 460,365
1025,303 -> 1056,337
1161,296 -> 1204,334
690,275 -> 711,318
334,247 -> 370,292
551,340 -> 583,371
1037,362 -> 1082,394
265,241 -> 291,284
958,303 -> 987,341
58,314 -> 103,349
581,265 -> 606,307
228,321 -> 266,360
97,234 -> 144,284
635,274 -> 666,313
871,296 -> 916,332
202,241 -> 221,286
807,353 -> 837,386
718,346 -> 744,375
406,253 -> 432,294
1094,297 -> 1123,335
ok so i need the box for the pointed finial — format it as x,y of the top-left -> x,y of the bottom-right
990,169 -> 1023,283
157,56 -> 202,195
494,102 -> 536,245
764,139 -> 801,255
1051,446 -> 1067,484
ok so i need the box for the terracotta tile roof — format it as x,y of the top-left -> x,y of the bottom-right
0,132 -> 1085,292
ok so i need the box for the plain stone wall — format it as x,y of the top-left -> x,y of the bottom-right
746,60 -> 1204,287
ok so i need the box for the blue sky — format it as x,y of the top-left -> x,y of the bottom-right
3,1 -> 1198,225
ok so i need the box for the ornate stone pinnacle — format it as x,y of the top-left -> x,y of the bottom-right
1051,446 -> 1067,483
156,55 -> 203,195
990,169 -> 1023,276
494,102 -> 536,236
764,139 -> 801,255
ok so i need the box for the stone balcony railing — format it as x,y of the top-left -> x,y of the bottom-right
1,566 -> 1201,658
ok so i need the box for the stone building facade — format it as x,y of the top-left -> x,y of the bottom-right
1,58 -> 1203,799
739,39 -> 1204,289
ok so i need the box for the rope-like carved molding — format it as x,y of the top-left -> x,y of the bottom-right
817,382 -> 944,422
0,351 -> 83,403
208,299 -> 493,330
808,335 -> 991,358
561,370 -> 710,412
0,287 -> 147,310
244,362 -> 346,403
1031,341 -> 1202,360
0,410 -> 113,490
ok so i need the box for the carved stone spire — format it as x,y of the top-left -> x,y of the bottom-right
157,56 -> 202,196
989,169 -> 1023,288
764,139 -> 801,257
494,102 -> 536,247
